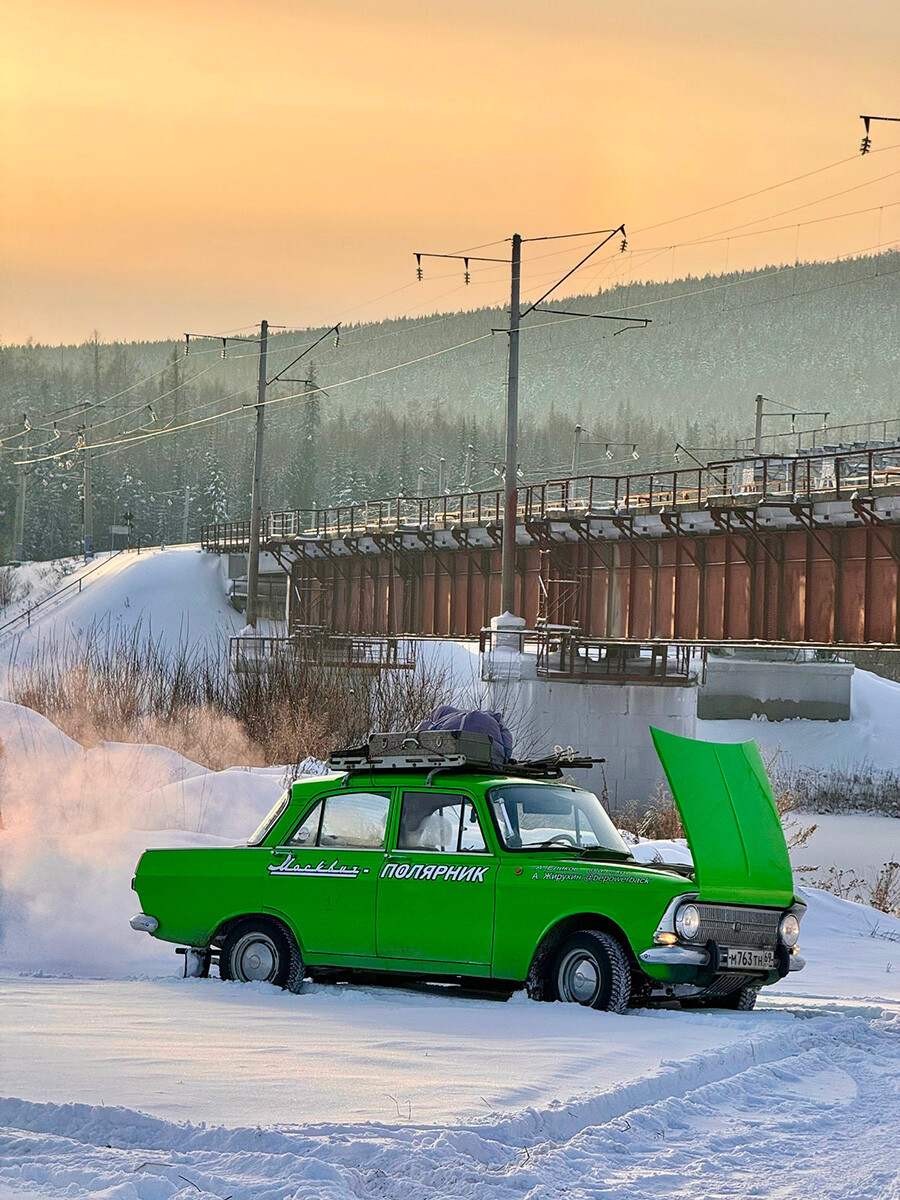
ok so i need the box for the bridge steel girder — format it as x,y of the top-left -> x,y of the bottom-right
274,519 -> 900,646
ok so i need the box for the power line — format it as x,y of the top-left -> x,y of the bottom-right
633,141 -> 900,236
13,331 -> 498,466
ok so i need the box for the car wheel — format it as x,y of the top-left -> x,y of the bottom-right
712,984 -> 760,1011
684,983 -> 760,1011
551,930 -> 632,1012
219,919 -> 304,992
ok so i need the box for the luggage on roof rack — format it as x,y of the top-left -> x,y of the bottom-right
329,730 -> 496,771
328,733 -> 605,778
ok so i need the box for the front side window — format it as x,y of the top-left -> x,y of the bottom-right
398,791 -> 488,853
248,792 -> 289,846
288,791 -> 390,850
488,784 -> 631,855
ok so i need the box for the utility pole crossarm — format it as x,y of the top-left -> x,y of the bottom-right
859,113 -> 900,154
519,226 -> 625,319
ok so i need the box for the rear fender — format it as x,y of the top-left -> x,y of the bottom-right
211,910 -> 306,955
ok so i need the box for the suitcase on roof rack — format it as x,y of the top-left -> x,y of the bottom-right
368,730 -> 495,767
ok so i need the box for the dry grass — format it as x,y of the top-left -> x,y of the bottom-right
9,625 -> 451,770
776,760 -> 900,818
617,773 -> 817,851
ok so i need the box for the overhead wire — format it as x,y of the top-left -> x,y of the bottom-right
13,331 -> 498,466
632,140 -> 900,236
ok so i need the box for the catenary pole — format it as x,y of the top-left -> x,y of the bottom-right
245,319 -> 269,628
83,403 -> 94,560
500,233 -> 522,616
182,484 -> 190,543
13,465 -> 26,561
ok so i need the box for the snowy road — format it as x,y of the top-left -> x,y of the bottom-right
0,975 -> 759,1127
1,992 -> 898,1199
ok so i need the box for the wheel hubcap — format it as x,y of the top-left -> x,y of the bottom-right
558,949 -> 601,1005
233,933 -> 278,982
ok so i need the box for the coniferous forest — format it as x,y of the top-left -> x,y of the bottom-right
1,252 -> 897,562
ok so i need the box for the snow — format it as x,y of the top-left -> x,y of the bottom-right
793,813 -> 900,881
0,548 -> 246,665
697,663 -> 900,773
1,553 -> 900,1196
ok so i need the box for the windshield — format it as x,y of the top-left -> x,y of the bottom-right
487,783 -> 631,855
248,792 -> 290,846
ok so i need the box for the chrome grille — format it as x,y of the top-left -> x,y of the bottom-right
695,903 -> 780,949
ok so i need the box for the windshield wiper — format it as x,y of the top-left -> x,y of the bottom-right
577,846 -> 634,861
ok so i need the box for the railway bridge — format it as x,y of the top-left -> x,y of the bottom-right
203,443 -> 900,650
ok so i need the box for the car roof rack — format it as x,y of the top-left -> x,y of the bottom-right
328,732 -> 604,781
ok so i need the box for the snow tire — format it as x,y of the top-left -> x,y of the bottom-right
685,983 -> 761,1011
550,930 -> 632,1013
718,984 -> 760,1011
219,918 -> 304,993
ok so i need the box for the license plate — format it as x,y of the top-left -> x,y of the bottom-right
721,947 -> 775,970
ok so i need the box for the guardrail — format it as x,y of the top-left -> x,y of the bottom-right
200,441 -> 900,551
0,550 -> 127,637
479,626 -> 701,683
229,632 -> 417,672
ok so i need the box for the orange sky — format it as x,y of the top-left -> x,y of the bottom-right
2,0 -> 898,344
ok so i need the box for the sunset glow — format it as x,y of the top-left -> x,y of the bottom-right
2,0 -> 898,343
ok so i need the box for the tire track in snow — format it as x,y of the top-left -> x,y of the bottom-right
1,1009 -> 897,1200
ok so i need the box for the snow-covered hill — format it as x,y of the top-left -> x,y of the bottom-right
0,547 -> 246,665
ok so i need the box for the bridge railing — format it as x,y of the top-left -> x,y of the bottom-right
201,520 -> 252,553
201,441 -> 900,550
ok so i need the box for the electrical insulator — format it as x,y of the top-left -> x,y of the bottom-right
23,415 -> 31,430
605,445 -> 613,459
53,423 -> 61,439
221,339 -> 227,359
147,404 -> 158,423
184,334 -> 190,357
464,258 -> 470,285
416,253 -> 423,281
334,328 -> 341,347
620,236 -> 628,253
631,445 -> 639,460
860,135 -> 872,154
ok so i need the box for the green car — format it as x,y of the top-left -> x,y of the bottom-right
130,728 -> 805,1011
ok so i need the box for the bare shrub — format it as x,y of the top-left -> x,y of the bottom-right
771,783 -> 817,851
816,861 -> 900,917
616,769 -> 816,850
617,783 -> 683,841
0,567 -> 17,608
8,625 -> 451,770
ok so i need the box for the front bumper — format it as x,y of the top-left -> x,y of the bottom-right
640,945 -> 710,966
640,940 -> 804,977
130,913 -> 159,934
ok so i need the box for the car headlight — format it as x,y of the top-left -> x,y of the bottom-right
675,902 -> 701,941
779,913 -> 801,947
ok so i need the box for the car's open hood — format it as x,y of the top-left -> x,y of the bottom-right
650,728 -> 794,906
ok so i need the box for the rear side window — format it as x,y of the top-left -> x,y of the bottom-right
397,792 -> 488,853
288,791 -> 391,850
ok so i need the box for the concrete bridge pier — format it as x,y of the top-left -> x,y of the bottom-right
480,618 -> 698,813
